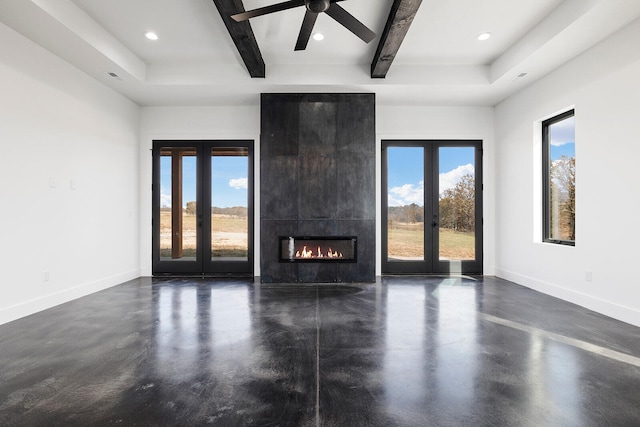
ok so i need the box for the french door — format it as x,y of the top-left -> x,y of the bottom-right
382,140 -> 483,275
152,140 -> 254,275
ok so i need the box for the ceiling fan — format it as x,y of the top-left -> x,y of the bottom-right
231,0 -> 376,51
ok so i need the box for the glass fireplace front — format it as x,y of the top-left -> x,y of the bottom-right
279,236 -> 357,263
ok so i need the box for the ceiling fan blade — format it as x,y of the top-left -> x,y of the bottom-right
231,0 -> 305,22
295,11 -> 319,51
325,3 -> 376,43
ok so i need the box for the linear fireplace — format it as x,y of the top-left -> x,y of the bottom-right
280,236 -> 357,263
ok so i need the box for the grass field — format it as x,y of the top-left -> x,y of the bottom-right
160,212 -> 248,258
388,222 -> 475,260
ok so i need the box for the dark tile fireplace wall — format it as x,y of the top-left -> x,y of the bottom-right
260,93 -> 376,283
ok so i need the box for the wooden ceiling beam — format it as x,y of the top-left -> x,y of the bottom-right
211,0 -> 266,78
370,0 -> 423,78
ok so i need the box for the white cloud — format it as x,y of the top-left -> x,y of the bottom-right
439,164 -> 474,194
229,177 -> 248,189
388,181 -> 424,206
550,115 -> 575,146
161,193 -> 171,208
388,163 -> 476,206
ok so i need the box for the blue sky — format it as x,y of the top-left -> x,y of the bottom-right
160,156 -> 248,208
549,115 -> 575,161
387,146 -> 475,207
550,142 -> 575,160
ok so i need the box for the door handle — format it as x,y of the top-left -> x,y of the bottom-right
432,221 -> 438,228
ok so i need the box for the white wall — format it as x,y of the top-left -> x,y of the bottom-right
494,18 -> 640,326
0,23 -> 141,325
376,106 -> 496,276
139,106 -> 261,276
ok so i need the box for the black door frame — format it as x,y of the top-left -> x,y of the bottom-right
382,139 -> 483,275
152,140 -> 254,276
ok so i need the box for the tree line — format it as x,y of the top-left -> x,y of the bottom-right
388,174 -> 475,233
185,202 -> 248,217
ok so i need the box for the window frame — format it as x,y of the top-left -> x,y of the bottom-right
542,109 -> 575,246
151,139 -> 255,276
381,139 -> 483,275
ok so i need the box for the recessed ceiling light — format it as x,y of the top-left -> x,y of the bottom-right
313,32 -> 324,41
477,32 -> 492,41
107,72 -> 122,80
145,31 -> 158,41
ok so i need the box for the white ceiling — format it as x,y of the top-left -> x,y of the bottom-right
1,0 -> 639,106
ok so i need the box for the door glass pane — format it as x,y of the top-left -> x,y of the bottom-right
387,147 -> 425,261
211,147 -> 249,261
159,148 -> 197,260
438,147 -> 475,261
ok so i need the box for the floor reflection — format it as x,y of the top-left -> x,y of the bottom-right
433,279 -> 477,407
383,285 -> 427,412
545,342 -> 582,425
210,286 -> 251,347
155,286 -> 199,380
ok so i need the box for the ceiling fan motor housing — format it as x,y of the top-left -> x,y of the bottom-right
306,0 -> 330,13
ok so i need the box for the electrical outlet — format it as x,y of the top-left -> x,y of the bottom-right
43,271 -> 50,282
585,271 -> 593,282
49,177 -> 56,188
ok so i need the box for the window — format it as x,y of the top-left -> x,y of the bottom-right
543,110 -> 575,245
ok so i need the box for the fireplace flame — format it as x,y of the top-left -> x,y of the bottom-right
295,245 -> 344,259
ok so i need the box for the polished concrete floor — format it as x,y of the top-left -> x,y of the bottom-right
2,276 -> 640,426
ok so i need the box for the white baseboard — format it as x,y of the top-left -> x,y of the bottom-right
483,265 -> 496,276
495,268 -> 640,327
0,269 -> 141,326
